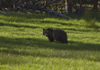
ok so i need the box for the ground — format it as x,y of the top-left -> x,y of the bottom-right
0,12 -> 100,70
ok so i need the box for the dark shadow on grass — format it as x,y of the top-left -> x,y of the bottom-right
0,37 -> 100,63
0,36 -> 100,51
41,20 -> 79,26
0,13 -> 53,23
0,22 -> 40,29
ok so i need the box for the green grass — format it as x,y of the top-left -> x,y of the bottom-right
0,12 -> 100,70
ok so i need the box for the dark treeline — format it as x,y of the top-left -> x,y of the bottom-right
0,0 -> 100,15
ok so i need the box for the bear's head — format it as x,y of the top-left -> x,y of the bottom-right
43,28 -> 53,37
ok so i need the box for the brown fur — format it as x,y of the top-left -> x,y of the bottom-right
43,28 -> 68,43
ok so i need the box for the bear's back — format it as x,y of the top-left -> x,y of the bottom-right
53,29 -> 67,42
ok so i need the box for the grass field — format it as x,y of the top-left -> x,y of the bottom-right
0,12 -> 100,70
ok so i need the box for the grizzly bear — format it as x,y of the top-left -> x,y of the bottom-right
43,28 -> 68,43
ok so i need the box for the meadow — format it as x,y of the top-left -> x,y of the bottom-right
0,12 -> 100,70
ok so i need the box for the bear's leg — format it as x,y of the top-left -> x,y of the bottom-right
60,36 -> 68,43
48,36 -> 54,42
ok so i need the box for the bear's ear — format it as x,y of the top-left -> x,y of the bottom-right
43,28 -> 45,30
